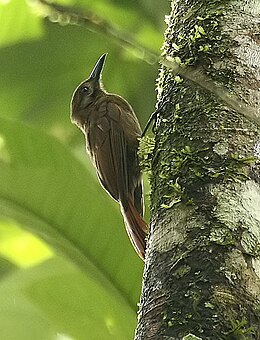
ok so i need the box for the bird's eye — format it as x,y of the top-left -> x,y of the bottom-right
81,86 -> 90,94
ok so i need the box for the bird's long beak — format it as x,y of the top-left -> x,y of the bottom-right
89,53 -> 107,80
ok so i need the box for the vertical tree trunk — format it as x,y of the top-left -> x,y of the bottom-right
135,1 -> 260,339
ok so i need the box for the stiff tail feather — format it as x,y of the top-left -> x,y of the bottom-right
121,198 -> 148,260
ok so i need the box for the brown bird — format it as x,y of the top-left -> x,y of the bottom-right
70,54 -> 147,260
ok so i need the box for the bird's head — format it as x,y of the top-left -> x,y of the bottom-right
70,53 -> 107,123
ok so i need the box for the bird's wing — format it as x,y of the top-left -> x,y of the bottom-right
86,101 -> 129,207
85,100 -> 147,259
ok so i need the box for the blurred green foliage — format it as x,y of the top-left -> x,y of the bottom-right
0,0 -> 168,339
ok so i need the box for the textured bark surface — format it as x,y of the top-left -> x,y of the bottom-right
135,0 -> 260,339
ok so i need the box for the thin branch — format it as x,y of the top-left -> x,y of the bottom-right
29,0 -> 159,65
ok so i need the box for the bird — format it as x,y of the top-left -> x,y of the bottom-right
70,53 -> 147,260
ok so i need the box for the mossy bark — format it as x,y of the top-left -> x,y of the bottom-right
135,0 -> 260,339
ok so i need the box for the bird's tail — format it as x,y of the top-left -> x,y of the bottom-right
120,198 -> 148,260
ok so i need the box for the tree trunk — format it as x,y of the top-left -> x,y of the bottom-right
135,1 -> 260,339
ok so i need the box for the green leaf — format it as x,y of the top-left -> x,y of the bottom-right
0,220 -> 53,267
0,257 -> 137,339
0,256 -> 17,278
0,296 -> 55,340
0,117 -> 143,310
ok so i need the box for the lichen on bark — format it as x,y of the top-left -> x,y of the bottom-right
135,0 -> 260,339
